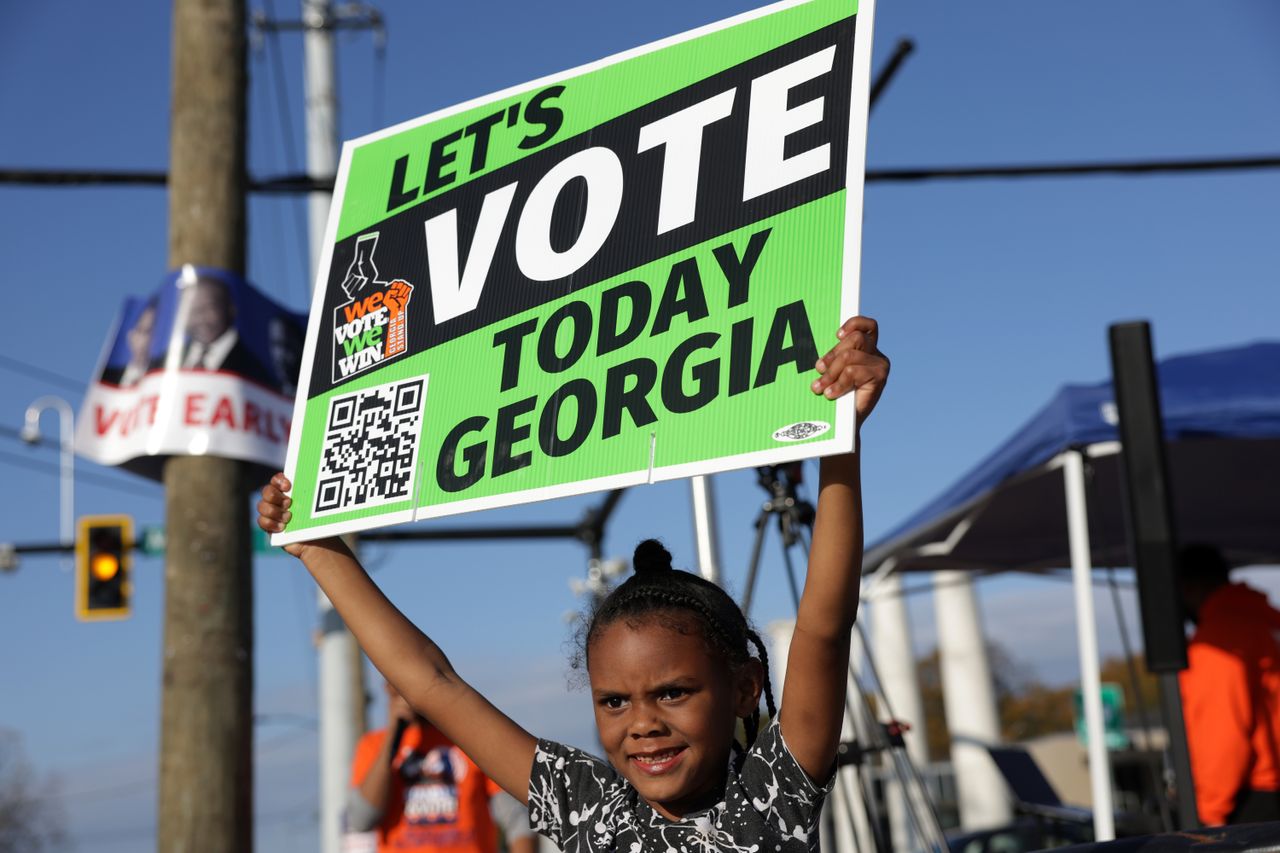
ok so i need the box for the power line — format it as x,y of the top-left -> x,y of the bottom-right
4,154 -> 1280,192
0,352 -> 86,393
865,154 -> 1280,183
31,714 -> 320,806
0,423 -> 64,451
258,0 -> 312,299
370,23 -> 386,131
0,169 -> 168,187
0,441 -> 158,499
256,727 -> 315,757
251,75 -> 301,303
35,777 -> 155,805
0,169 -> 328,193
869,39 -> 914,111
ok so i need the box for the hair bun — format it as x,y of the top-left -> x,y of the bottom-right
633,539 -> 673,576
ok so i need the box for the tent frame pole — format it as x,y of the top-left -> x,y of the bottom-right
1063,448 -> 1117,841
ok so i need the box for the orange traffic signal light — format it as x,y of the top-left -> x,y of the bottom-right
76,515 -> 133,621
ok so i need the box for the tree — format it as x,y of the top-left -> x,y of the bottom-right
915,647 -> 949,761
0,730 -> 66,853
999,681 -> 1077,743
913,645 -> 1165,762
916,643 -> 1075,761
1099,652 -> 1161,727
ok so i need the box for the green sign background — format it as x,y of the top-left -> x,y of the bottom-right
335,0 -> 854,243
277,0 -> 871,543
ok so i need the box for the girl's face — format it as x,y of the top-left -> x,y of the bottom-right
586,616 -> 760,821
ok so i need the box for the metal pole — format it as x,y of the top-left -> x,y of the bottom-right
1106,321 -> 1199,829
23,396 -> 75,569
689,475 -> 722,583
1158,673 -> 1199,827
303,0 -> 338,287
1063,449 -> 1116,841
301,4 -> 368,851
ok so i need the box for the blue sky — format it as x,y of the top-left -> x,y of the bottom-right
2,1 -> 1278,850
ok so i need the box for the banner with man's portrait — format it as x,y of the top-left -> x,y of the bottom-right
76,265 -> 307,480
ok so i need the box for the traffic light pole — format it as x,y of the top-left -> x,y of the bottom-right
301,3 -> 367,850
158,1 -> 254,851
278,3 -> 394,846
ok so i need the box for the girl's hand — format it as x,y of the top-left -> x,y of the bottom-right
257,473 -> 308,557
810,315 -> 889,424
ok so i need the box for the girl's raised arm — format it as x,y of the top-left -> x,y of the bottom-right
258,475 -> 539,802
777,316 -> 888,782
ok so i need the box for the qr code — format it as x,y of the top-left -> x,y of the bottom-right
313,378 -> 428,516
772,420 -> 831,442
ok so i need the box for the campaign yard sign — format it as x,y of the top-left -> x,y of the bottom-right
276,0 -> 876,545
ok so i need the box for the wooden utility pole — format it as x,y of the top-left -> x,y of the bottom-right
158,1 -> 253,851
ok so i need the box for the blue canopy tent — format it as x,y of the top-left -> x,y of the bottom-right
867,340 -> 1280,573
862,340 -> 1280,839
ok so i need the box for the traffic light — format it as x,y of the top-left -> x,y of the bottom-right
76,515 -> 133,621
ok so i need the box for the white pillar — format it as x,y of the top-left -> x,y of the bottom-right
870,573 -> 928,850
768,620 -> 874,853
871,573 -> 928,764
1063,450 -> 1116,841
933,570 -> 1011,830
689,475 -> 721,584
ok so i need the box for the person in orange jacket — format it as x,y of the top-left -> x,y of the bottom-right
347,682 -> 537,853
1178,544 -> 1280,826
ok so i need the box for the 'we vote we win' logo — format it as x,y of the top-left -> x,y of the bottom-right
331,232 -> 415,383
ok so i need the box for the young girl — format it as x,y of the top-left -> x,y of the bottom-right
259,315 -> 888,852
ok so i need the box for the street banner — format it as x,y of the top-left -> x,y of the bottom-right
77,266 -> 307,480
276,0 -> 876,545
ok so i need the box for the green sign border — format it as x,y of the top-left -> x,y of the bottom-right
275,0 -> 876,545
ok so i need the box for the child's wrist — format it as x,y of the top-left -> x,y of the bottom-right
294,536 -> 351,562
819,450 -> 861,480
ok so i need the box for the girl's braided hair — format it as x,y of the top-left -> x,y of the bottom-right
578,539 -> 777,770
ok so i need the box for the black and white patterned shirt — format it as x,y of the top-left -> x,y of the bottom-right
528,718 -> 833,853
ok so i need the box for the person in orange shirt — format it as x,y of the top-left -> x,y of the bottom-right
347,683 -> 537,853
1178,544 -> 1280,826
